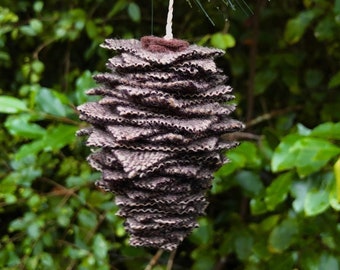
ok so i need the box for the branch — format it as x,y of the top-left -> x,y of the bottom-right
246,0 -> 263,123
221,131 -> 261,141
145,249 -> 164,270
33,38 -> 55,60
166,249 -> 177,270
245,105 -> 302,128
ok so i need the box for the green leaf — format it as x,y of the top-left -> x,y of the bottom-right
65,246 -> 88,260
5,155 -> 42,187
127,3 -> 141,22
300,250 -> 321,269
0,7 -> 19,24
235,141 -> 262,168
272,135 -> 340,177
234,230 -> 253,260
57,210 -> 72,227
33,1 -> 44,13
219,233 -> 233,254
235,170 -> 264,197
85,21 -> 97,39
66,176 -> 90,188
14,140 -> 45,160
27,220 -> 43,239
319,254 -> 339,270
74,70 -> 97,105
70,9 -> 86,30
335,0 -> 340,13
190,218 -> 213,245
87,190 -> 112,207
29,19 -> 43,34
210,33 -> 236,49
10,212 -> 38,234
35,88 -> 67,116
214,142 -> 261,193
42,124 -> 77,151
294,138 -> 340,177
304,189 -> 330,216
115,221 -> 126,237
108,0 -> 128,18
20,25 -> 36,36
254,70 -> 278,95
214,157 -> 242,178
290,181 -> 310,213
93,234 -> 109,260
334,158 -> 340,202
271,134 -> 303,173
0,96 -> 27,114
250,196 -> 268,215
320,232 -> 336,250
314,17 -> 336,41
284,10 -> 319,44
259,215 -> 280,232
5,114 -> 45,139
215,141 -> 261,181
304,69 -> 323,88
267,254 -> 295,270
297,123 -> 311,136
31,60 -> 44,74
15,124 -> 77,159
78,208 -> 97,228
328,71 -> 340,89
40,253 -> 54,267
282,69 -> 300,94
19,19 -> 43,37
310,122 -> 340,140
269,218 -> 298,253
54,9 -> 86,40
265,172 -> 293,211
329,189 -> 340,211
192,253 -> 215,270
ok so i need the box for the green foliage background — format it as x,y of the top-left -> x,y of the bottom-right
1,0 -> 340,269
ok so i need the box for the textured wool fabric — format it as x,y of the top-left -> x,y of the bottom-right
77,36 -> 244,251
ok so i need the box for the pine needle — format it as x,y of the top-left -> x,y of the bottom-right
235,0 -> 254,15
185,0 -> 254,26
221,0 -> 236,10
193,0 -> 215,26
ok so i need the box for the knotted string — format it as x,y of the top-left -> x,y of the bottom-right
151,0 -> 154,35
143,0 -> 189,53
164,0 -> 174,39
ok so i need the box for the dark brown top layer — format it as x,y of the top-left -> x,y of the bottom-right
141,35 -> 189,53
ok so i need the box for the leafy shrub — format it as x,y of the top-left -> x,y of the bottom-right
0,0 -> 339,269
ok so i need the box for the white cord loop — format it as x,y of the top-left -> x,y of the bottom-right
164,0 -> 174,40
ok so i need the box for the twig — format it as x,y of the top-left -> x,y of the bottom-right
166,249 -> 177,270
145,249 -> 164,270
63,42 -> 71,92
33,38 -> 55,59
245,105 -> 302,128
246,0 -> 262,123
221,131 -> 261,141
37,111 -> 80,125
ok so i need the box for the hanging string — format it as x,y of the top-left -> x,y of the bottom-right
164,0 -> 174,39
151,0 -> 154,35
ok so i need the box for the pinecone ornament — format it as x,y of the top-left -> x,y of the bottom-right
77,36 -> 244,251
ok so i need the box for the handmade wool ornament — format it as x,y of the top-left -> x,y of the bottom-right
77,35 -> 244,250
77,0 -> 243,252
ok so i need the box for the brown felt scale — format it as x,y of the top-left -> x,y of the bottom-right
77,36 -> 244,250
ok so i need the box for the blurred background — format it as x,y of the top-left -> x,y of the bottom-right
0,0 -> 340,269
